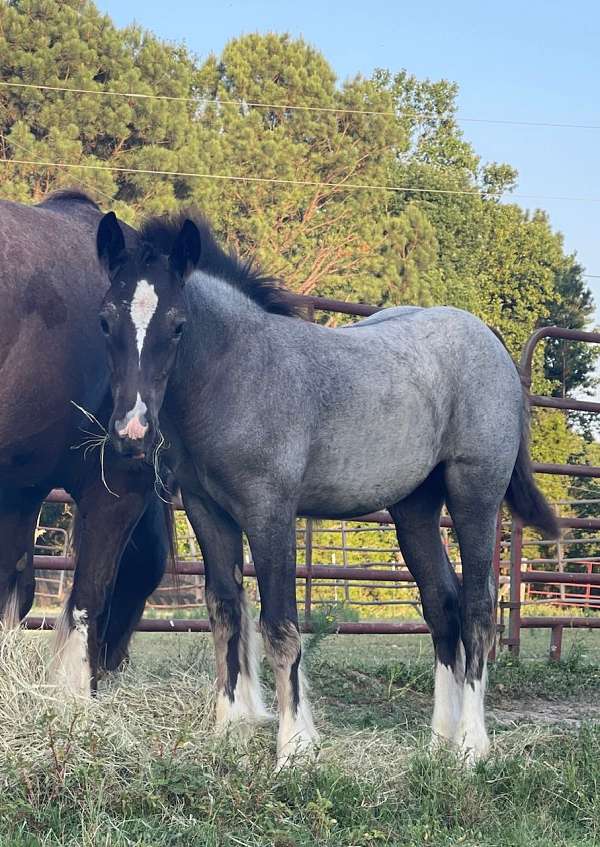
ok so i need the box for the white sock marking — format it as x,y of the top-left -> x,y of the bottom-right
455,661 -> 490,762
215,674 -> 271,729
276,669 -> 319,770
215,594 -> 271,732
2,584 -> 21,630
129,279 -> 158,361
49,606 -> 91,698
215,624 -> 271,730
431,660 -> 464,742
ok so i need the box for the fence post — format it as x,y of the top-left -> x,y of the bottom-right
341,520 -> 350,603
489,512 -> 502,661
549,624 -> 563,661
304,518 -> 314,622
508,517 -> 523,656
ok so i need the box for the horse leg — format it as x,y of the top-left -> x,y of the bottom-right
50,473 -> 151,697
183,491 -> 269,731
246,509 -> 318,769
388,466 -> 464,747
0,488 -> 44,628
445,462 -> 502,762
99,498 -> 171,671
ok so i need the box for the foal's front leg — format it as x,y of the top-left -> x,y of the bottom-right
50,472 -> 151,696
182,491 -> 270,730
246,510 -> 319,768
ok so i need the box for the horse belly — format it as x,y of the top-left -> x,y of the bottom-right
298,426 -> 439,518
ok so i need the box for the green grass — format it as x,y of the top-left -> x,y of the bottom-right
1,627 -> 600,846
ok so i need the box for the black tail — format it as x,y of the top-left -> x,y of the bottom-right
505,402 -> 560,539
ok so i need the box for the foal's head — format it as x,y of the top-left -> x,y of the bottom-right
97,212 -> 201,459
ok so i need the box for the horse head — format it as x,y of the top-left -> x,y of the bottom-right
96,211 -> 200,460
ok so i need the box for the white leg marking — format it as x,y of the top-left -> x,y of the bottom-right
49,606 -> 91,698
2,584 -> 21,630
262,621 -> 319,769
431,658 -> 464,744
275,668 -> 319,770
215,594 -> 271,731
130,279 -> 158,361
455,660 -> 490,763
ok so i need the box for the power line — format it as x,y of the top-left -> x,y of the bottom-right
0,131 -> 116,206
4,155 -> 600,205
3,150 -> 599,279
1,80 -> 600,132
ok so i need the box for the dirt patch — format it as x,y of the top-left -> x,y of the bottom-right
490,695 -> 600,727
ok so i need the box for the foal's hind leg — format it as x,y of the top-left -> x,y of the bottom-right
0,488 -> 44,628
445,462 -> 503,762
389,467 -> 464,746
183,491 -> 269,731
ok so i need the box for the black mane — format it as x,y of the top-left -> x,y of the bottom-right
40,188 -> 101,209
139,211 -> 300,318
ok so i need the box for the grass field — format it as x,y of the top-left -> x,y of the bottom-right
0,626 -> 599,846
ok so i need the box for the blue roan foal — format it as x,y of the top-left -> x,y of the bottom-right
91,210 -> 558,767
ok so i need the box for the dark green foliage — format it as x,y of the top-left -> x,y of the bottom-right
0,2 -> 595,386
542,262 -> 599,397
0,1 -> 596,504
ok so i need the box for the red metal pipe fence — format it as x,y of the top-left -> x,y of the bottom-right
29,297 -> 600,660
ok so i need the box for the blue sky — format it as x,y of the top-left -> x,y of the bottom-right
98,0 -> 600,321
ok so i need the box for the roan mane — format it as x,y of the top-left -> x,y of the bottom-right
139,211 -> 300,318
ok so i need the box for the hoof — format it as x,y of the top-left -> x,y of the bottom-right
215,689 -> 273,741
275,716 -> 320,771
454,725 -> 490,765
429,731 -> 455,754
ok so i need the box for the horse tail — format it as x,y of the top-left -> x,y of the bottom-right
486,325 -> 560,539
505,392 -> 560,539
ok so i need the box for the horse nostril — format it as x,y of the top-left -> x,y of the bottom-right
116,416 -> 149,441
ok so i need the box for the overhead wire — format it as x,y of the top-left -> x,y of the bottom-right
3,156 -> 600,205
2,80 -> 600,131
2,79 -> 600,275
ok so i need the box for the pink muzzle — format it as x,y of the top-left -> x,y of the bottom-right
117,416 -> 148,441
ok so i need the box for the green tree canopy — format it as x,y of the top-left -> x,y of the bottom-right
0,1 -> 597,492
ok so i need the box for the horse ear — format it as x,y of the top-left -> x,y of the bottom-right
97,211 -> 126,273
169,219 -> 201,281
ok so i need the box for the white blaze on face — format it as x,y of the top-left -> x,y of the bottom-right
115,278 -> 157,440
129,279 -> 158,362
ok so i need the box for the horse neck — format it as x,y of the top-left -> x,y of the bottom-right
176,272 -> 270,380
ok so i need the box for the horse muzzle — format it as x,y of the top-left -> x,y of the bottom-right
111,413 -> 154,460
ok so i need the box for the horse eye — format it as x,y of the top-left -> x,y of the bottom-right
100,317 -> 110,336
173,322 -> 185,338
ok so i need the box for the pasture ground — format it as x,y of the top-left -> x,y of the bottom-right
0,626 -> 599,846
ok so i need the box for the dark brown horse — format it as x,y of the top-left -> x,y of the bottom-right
0,190 -> 170,687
